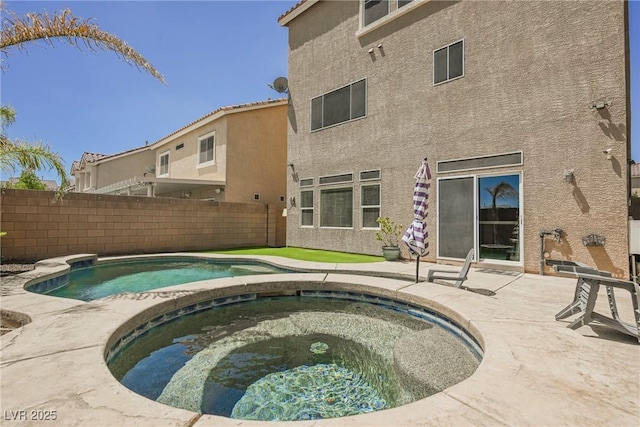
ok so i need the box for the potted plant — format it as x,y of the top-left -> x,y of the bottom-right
375,217 -> 403,261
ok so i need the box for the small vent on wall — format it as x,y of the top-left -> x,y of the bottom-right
254,193 -> 261,201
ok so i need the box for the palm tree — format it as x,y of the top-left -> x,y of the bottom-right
485,181 -> 518,244
486,181 -> 518,211
1,106 -> 69,197
0,4 -> 166,197
0,7 -> 166,83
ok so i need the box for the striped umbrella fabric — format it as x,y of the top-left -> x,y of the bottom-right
402,158 -> 431,281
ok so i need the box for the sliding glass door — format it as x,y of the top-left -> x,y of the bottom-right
438,173 -> 521,263
437,177 -> 475,259
478,174 -> 520,262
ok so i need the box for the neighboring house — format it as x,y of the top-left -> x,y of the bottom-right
632,163 -> 640,198
279,0 -> 631,275
71,99 -> 288,205
1,177 -> 59,191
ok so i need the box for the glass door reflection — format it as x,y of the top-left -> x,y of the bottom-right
478,174 -> 520,262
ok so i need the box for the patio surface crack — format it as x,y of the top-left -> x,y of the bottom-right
0,343 -> 102,367
443,391 -> 509,426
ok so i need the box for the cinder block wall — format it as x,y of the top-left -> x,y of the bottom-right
0,189 -> 281,262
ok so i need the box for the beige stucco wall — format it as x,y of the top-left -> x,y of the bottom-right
148,102 -> 287,207
284,0 -> 629,276
153,119 -> 228,183
91,149 -> 155,190
225,104 -> 288,207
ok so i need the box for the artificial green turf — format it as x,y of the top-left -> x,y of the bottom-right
204,247 -> 383,263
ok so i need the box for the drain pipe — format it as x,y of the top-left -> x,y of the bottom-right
539,229 -> 563,275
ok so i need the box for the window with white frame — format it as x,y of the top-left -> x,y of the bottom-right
198,132 -> 215,165
311,80 -> 366,131
84,172 -> 91,190
361,184 -> 380,228
363,0 -> 413,27
300,190 -> 314,227
320,187 -> 353,228
360,169 -> 381,181
364,0 -> 389,26
434,40 -> 464,85
159,151 -> 169,176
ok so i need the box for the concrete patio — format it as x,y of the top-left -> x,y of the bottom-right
1,254 -> 638,426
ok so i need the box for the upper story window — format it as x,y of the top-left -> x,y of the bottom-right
159,151 -> 169,176
364,0 -> 389,26
311,79 -> 366,131
434,40 -> 464,85
363,0 -> 413,27
84,171 -> 91,190
198,132 -> 215,166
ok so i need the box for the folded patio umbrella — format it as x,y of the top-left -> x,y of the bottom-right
402,158 -> 431,283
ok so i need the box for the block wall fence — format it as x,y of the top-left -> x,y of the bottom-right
0,189 -> 285,262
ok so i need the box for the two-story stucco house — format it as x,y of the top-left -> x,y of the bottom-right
72,98 -> 288,206
279,0 -> 631,276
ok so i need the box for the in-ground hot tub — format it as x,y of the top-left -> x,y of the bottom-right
106,286 -> 483,422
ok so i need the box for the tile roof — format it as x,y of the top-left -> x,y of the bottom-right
75,145 -> 150,167
71,99 -> 286,167
150,98 -> 287,146
278,0 -> 308,22
81,152 -> 109,163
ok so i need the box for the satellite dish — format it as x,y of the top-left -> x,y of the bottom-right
272,77 -> 289,93
144,164 -> 156,174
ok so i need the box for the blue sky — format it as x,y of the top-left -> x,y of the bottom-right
1,1 -> 639,183
2,0 -> 298,182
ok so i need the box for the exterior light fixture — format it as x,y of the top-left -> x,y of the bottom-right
564,170 -> 574,184
589,99 -> 611,110
603,148 -> 613,160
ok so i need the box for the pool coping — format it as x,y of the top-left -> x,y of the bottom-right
1,254 -> 639,426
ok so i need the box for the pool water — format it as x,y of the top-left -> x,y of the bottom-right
41,259 -> 290,301
108,297 -> 480,421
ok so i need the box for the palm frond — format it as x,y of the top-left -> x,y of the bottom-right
0,138 -> 70,199
1,8 -> 166,84
0,105 -> 16,128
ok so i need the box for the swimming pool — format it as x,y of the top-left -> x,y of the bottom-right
26,258 -> 292,301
